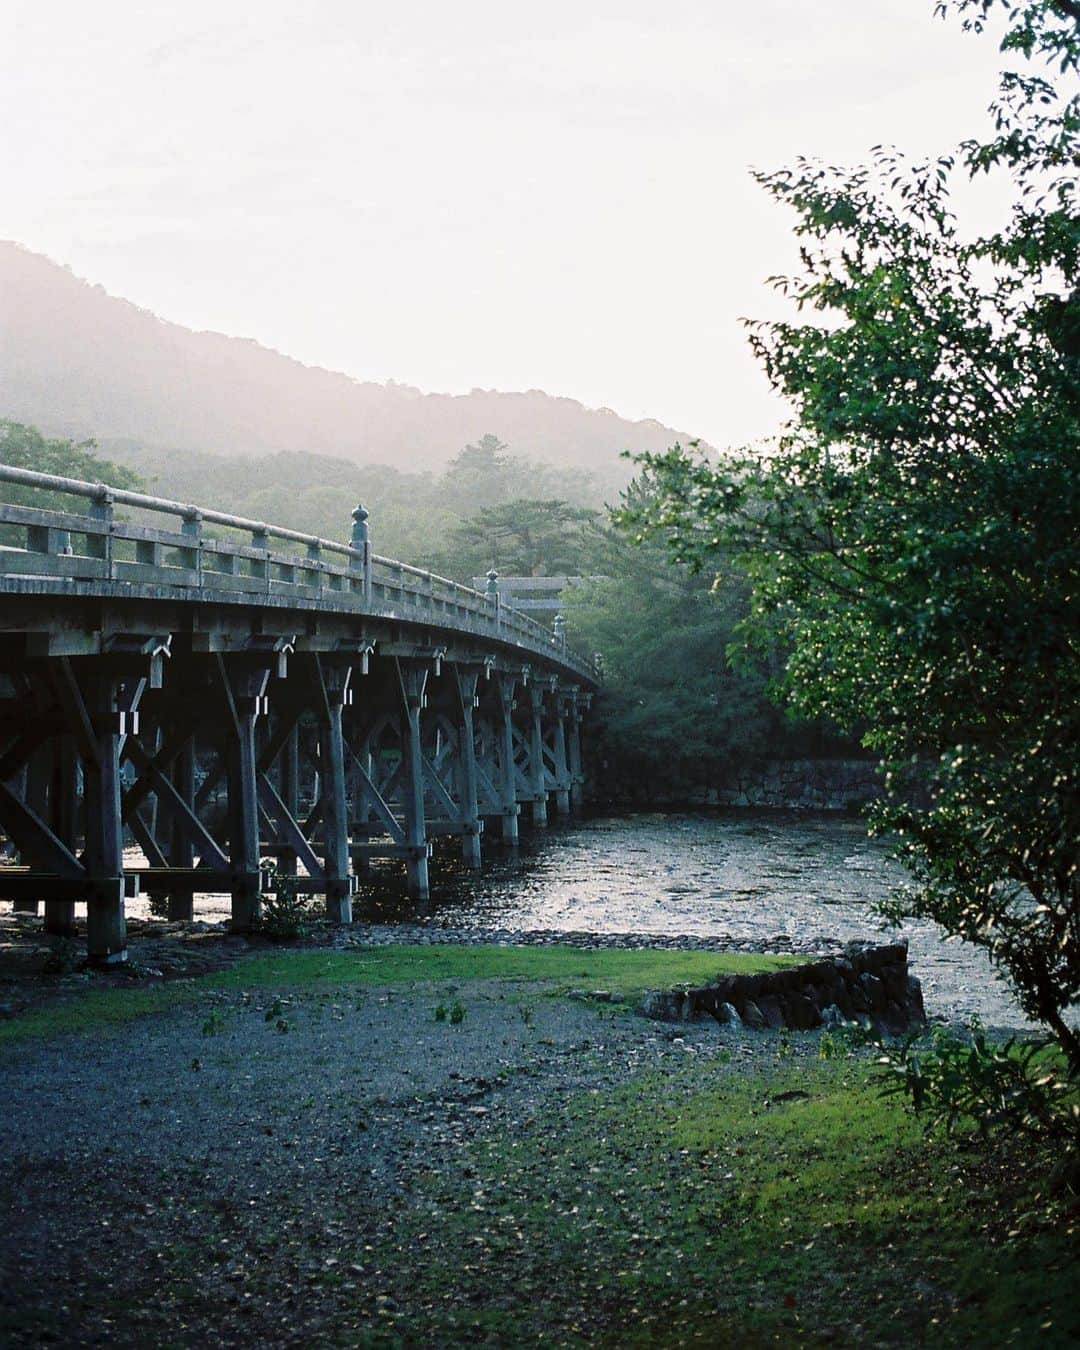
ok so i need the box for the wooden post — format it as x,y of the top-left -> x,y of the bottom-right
279,722 -> 300,876
317,659 -> 353,924
568,695 -> 584,812
221,661 -> 267,932
552,696 -> 572,817
397,661 -> 430,899
167,737 -> 196,921
44,739 -> 78,933
348,720 -> 374,879
145,726 -> 161,849
86,488 -> 115,577
528,684 -> 548,828
496,673 -> 520,844
180,509 -> 203,585
486,569 -> 501,632
83,678 -> 128,965
351,504 -> 372,601
13,747 -> 49,913
454,667 -> 482,868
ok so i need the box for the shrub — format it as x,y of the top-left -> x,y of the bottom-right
40,937 -> 80,976
259,866 -> 314,942
874,1019 -> 1080,1186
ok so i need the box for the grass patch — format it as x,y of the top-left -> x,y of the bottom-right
368,1056 -> 1080,1346
0,944 -> 796,1049
204,943 -> 800,996
0,982 -> 183,1049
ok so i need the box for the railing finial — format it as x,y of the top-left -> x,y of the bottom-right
351,503 -> 372,600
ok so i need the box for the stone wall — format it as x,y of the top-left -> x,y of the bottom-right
593,758 -> 881,812
641,941 -> 924,1034
704,758 -> 880,812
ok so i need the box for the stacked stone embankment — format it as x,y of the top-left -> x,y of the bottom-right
641,941 -> 925,1033
710,758 -> 880,811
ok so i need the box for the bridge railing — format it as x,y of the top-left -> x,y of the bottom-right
0,466 -> 596,680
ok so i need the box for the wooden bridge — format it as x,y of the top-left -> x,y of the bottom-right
0,466 -> 598,964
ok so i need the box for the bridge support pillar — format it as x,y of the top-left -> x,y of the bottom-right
398,661 -> 430,899
454,667 -> 482,869
83,679 -> 132,965
552,698 -> 572,818
221,660 -> 268,933
44,738 -> 79,935
12,748 -> 50,914
279,723 -> 300,877
166,737 -> 196,921
349,727 -> 374,879
496,674 -> 519,845
568,696 -> 584,812
528,685 -> 548,828
317,658 -> 354,924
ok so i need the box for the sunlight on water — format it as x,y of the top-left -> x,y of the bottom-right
356,812 -> 901,939
110,811 -> 1025,1027
350,811 -> 1025,1027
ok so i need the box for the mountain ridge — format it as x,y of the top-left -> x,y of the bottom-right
0,241 -> 693,476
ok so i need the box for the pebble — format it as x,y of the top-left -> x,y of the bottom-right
337,923 -> 841,957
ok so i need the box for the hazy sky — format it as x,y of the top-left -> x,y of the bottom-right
3,1 -> 1011,447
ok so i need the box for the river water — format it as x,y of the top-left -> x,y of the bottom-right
124,810 -> 1027,1029
350,811 -> 1028,1031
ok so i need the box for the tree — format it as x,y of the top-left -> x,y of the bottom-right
438,433 -> 607,518
0,421 -> 144,502
440,434 -> 523,514
442,498 -> 603,579
445,433 -> 512,479
620,2 -> 1080,1070
564,497 -> 826,797
0,422 -> 145,549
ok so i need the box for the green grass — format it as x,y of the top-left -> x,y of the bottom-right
205,943 -> 799,995
3,943 -> 1075,1344
0,981 -> 181,1049
368,1056 -> 1080,1346
0,943 -> 797,1048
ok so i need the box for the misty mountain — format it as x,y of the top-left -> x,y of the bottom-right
0,241 -> 692,479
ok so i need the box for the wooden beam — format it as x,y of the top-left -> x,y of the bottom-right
124,738 -> 230,870
0,782 -> 86,878
256,774 -> 325,883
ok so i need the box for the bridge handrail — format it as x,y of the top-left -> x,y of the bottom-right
0,464 -> 596,680
0,464 -> 355,552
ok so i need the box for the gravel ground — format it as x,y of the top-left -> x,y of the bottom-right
0,962 -> 774,1348
0,903 -> 1041,1347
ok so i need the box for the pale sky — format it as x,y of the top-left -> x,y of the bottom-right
2,0 -> 1011,448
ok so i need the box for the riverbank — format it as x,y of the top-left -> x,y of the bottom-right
1,941 -> 1075,1347
3,811 -> 1033,1031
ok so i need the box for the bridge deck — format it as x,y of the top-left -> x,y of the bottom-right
0,464 -> 596,681
0,467 -> 597,962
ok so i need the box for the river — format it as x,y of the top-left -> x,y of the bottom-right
352,811 -> 1027,1030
